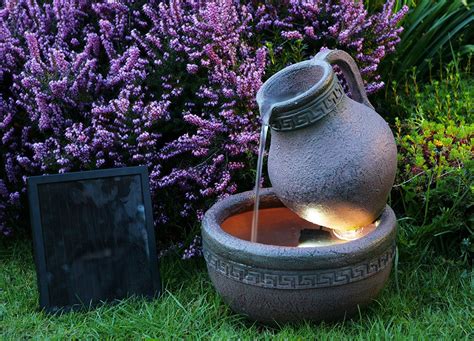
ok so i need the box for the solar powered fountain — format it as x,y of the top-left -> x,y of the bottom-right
202,49 -> 398,323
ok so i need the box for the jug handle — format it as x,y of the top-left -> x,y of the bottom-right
314,49 -> 374,110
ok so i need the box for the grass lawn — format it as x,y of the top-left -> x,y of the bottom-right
0,236 -> 474,340
1,238 -> 472,339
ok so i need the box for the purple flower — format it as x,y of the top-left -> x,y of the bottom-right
186,64 -> 199,74
281,30 -> 303,40
182,235 -> 203,259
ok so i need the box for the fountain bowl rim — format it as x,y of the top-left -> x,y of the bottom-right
202,188 -> 397,270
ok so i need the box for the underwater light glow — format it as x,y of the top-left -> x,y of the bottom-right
332,227 -> 366,241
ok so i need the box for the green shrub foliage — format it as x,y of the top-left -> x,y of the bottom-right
392,66 -> 473,262
388,59 -> 473,122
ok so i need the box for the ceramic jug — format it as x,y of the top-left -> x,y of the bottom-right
256,49 -> 397,231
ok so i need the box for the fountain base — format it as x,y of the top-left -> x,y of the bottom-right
202,188 -> 396,324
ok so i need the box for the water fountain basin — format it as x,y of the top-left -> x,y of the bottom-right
202,188 -> 396,324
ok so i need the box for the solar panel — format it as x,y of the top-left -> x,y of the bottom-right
28,166 -> 160,313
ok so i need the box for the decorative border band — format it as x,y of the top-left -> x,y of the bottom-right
204,244 -> 395,290
270,79 -> 345,131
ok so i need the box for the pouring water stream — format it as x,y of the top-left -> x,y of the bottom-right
251,115 -> 270,243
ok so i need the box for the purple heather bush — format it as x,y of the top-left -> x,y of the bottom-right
0,0 -> 407,252
252,0 -> 408,93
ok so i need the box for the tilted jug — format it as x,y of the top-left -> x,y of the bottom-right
256,49 -> 397,231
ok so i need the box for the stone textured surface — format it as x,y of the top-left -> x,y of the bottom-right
202,189 -> 397,324
260,50 -> 397,231
204,246 -> 394,289
209,265 -> 392,324
269,80 -> 345,131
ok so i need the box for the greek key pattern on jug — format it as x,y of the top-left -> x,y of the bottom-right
204,245 -> 395,289
270,81 -> 345,131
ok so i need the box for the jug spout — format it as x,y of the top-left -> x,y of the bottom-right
256,59 -> 342,131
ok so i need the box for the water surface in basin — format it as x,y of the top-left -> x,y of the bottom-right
222,207 -> 377,247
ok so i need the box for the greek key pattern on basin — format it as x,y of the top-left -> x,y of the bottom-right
270,80 -> 345,131
204,245 -> 395,290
